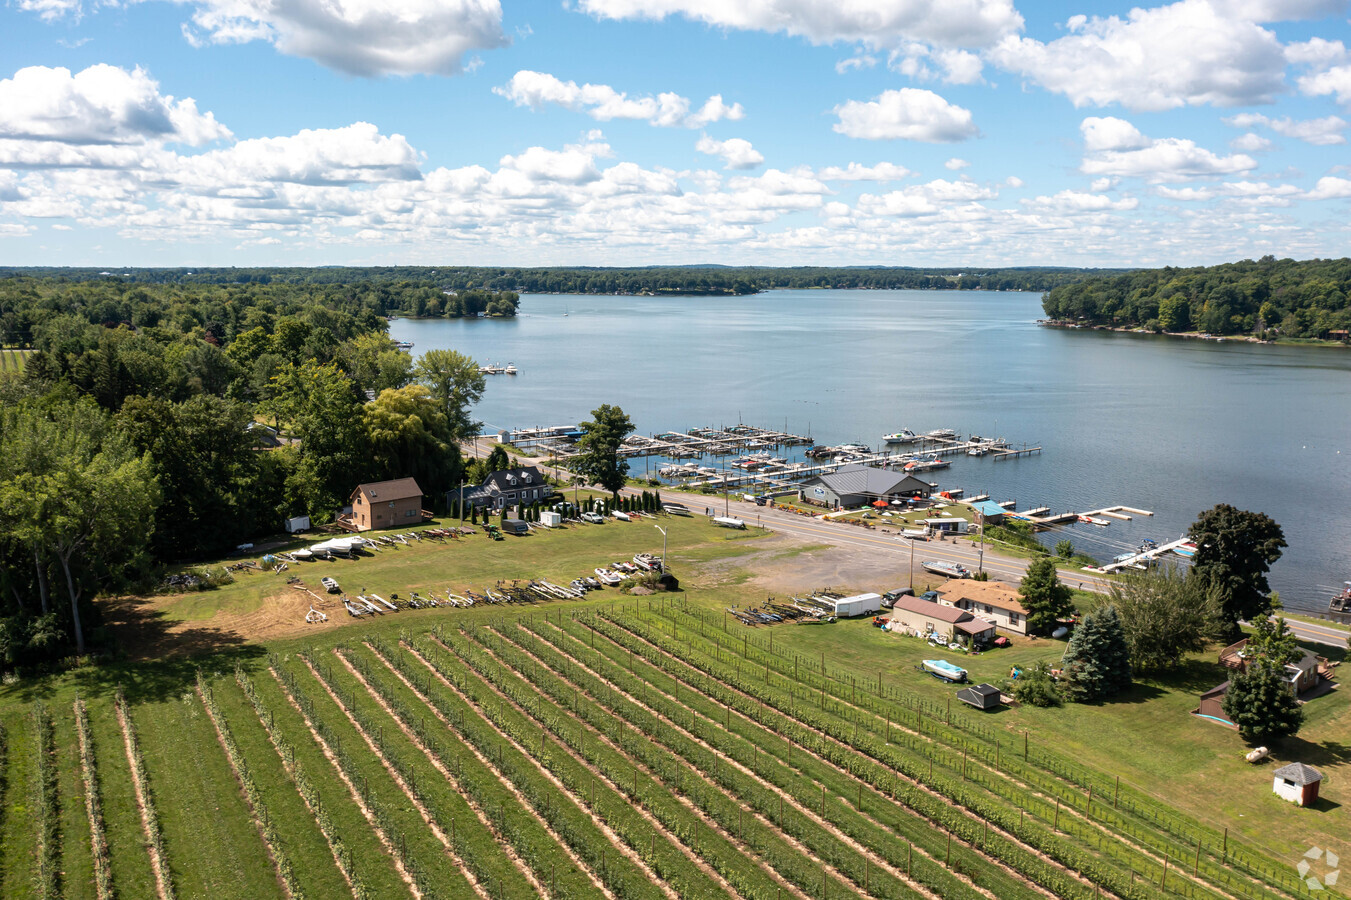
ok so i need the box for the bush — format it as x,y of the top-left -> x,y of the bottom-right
1013,662 -> 1062,707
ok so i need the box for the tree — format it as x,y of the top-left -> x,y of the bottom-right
573,404 -> 634,496
414,350 -> 485,442
340,333 -> 413,395
1109,567 -> 1224,671
484,445 -> 510,473
1012,662 -> 1061,707
1054,540 -> 1075,559
1245,614 -> 1302,666
362,384 -> 461,497
265,361 -> 370,517
1019,557 -> 1075,637
1060,605 -> 1133,702
1222,660 -> 1303,743
1188,505 -> 1286,633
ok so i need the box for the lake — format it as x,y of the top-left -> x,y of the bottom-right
390,290 -> 1351,614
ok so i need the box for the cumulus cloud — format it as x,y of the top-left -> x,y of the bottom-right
833,89 -> 978,142
181,123 -> 421,186
696,135 -> 764,169
1297,66 -> 1351,107
1306,176 -> 1351,199
574,0 -> 1024,49
1230,133 -> 1275,151
16,0 -> 81,22
177,0 -> 507,76
856,178 -> 996,217
990,0 -> 1286,111
495,71 -> 744,128
0,65 -> 229,146
1021,190 -> 1139,213
945,158 -> 970,170
887,45 -> 985,84
1080,117 -> 1256,182
1224,112 -> 1347,145
816,162 -> 912,181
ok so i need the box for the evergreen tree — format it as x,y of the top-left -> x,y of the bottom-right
1019,557 -> 1076,636
1188,504 -> 1286,634
1060,605 -> 1133,702
1222,661 -> 1303,743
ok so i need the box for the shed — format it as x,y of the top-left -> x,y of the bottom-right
830,593 -> 883,617
540,510 -> 562,528
1196,682 -> 1236,726
502,518 -> 530,536
1272,763 -> 1323,807
969,499 -> 1007,522
957,683 -> 1002,711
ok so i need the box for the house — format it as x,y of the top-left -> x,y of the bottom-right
1218,639 -> 1326,694
448,466 -> 554,512
341,478 -> 427,532
924,517 -> 968,535
1272,762 -> 1323,807
799,464 -> 932,509
957,683 -> 1002,711
935,579 -> 1028,635
886,595 -> 996,644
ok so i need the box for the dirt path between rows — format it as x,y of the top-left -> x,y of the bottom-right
114,696 -> 176,900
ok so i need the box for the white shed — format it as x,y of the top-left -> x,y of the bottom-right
1272,762 -> 1323,807
832,592 -> 883,617
540,510 -> 562,528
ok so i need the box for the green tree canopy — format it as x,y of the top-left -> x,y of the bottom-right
1019,557 -> 1075,637
1222,660 -> 1303,743
1060,605 -> 1133,702
1188,504 -> 1286,632
573,404 -> 635,496
265,361 -> 370,516
413,349 -> 486,443
1109,566 -> 1224,671
363,384 -> 461,497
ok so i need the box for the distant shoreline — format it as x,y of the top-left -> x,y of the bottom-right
1038,320 -> 1349,348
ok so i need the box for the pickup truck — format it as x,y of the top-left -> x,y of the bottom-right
581,512 -> 605,524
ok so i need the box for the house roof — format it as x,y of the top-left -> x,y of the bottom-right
1200,681 -> 1231,699
353,477 -> 423,502
1273,762 -> 1322,785
966,683 -> 1001,697
481,466 -> 545,493
955,619 -> 996,635
936,579 -> 1028,614
970,500 -> 1007,518
888,595 -> 974,624
806,464 -> 931,499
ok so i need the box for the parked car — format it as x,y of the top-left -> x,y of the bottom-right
581,512 -> 605,524
882,587 -> 914,607
920,590 -> 940,603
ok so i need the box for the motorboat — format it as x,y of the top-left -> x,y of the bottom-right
321,576 -> 340,593
1173,541 -> 1198,559
921,560 -> 970,579
922,659 -> 968,683
504,363 -> 518,375
394,340 -> 414,351
884,429 -> 920,444
925,429 -> 958,439
595,568 -> 623,585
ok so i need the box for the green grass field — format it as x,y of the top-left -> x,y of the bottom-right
0,348 -> 32,377
0,515 -> 1344,899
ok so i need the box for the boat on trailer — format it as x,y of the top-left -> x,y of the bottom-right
921,559 -> 970,579
922,659 -> 968,683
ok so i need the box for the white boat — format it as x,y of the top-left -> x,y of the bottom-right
922,659 -> 968,683
504,363 -> 517,375
921,559 -> 970,578
713,516 -> 746,529
291,548 -> 313,560
613,510 -> 631,521
394,340 -> 414,351
884,429 -> 920,444
595,568 -> 623,585
925,429 -> 957,439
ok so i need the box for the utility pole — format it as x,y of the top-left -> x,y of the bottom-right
909,536 -> 915,590
654,524 -> 667,571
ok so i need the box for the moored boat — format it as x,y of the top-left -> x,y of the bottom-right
884,429 -> 920,444
921,559 -> 970,578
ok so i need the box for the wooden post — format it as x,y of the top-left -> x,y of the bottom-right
1114,775 -> 1119,809
945,832 -> 951,867
1194,839 -> 1201,877
1054,798 -> 1060,831
1223,827 -> 1228,858
1024,731 -> 1028,761
1161,854 -> 1168,889
908,843 -> 913,876
821,784 -> 826,815
858,782 -> 862,808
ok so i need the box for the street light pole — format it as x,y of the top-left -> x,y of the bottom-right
909,536 -> 915,590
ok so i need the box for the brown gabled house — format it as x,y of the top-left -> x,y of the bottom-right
340,478 -> 428,532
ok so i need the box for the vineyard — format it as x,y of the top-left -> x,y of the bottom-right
0,348 -> 31,376
0,600 -> 1335,900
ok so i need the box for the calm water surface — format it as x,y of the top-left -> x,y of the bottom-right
390,290 -> 1351,613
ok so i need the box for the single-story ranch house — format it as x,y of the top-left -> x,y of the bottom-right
886,595 -> 996,644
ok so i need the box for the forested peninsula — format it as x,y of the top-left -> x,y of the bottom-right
1040,256 -> 1351,340
1,264 -> 1114,296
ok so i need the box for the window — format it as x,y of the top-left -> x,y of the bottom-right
506,492 -> 517,500
405,509 -> 415,517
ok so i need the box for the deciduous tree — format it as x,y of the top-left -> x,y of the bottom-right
573,404 -> 634,497
1109,567 -> 1224,671
1188,504 -> 1286,633
414,349 -> 485,442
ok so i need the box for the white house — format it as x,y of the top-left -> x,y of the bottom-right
934,579 -> 1028,635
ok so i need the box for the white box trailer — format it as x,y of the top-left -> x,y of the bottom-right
285,515 -> 311,533
540,510 -> 562,528
832,592 -> 883,617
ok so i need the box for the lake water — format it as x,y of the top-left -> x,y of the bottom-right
390,290 -> 1351,614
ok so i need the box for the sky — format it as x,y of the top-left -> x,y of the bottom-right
2,0 -> 1351,267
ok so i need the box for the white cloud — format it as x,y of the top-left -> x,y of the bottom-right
887,45 -> 984,84
1307,176 -> 1351,199
1155,185 -> 1216,200
1297,66 -> 1351,107
833,89 -> 978,142
1021,190 -> 1139,213
180,123 -> 421,186
696,135 -> 764,169
179,0 -> 507,76
574,0 -> 1024,49
1089,177 -> 1115,191
1080,117 -> 1256,182
856,178 -> 996,217
835,54 -> 877,74
16,0 -> 80,22
1224,112 -> 1347,145
1230,132 -> 1275,151
495,71 -> 744,128
945,158 -> 969,170
990,0 -> 1286,111
1285,37 -> 1348,68
817,162 -> 912,181
0,65 -> 229,146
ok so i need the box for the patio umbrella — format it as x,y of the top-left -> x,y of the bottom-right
872,500 -> 890,508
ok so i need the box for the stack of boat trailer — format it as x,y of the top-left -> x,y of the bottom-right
726,596 -> 824,626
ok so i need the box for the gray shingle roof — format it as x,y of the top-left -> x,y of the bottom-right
809,464 -> 929,498
1273,762 -> 1322,784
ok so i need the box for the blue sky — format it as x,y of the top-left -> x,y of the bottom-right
3,0 -> 1351,267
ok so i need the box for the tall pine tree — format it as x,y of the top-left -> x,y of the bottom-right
1222,660 -> 1303,743
1020,557 -> 1075,636
1060,605 -> 1133,702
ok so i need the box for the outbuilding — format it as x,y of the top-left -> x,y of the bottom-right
968,499 -> 1007,524
886,595 -> 997,644
1272,763 -> 1323,807
1195,682 -> 1237,727
342,478 -> 426,532
799,464 -> 932,509
957,683 -> 1002,711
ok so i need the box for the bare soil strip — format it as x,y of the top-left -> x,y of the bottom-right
298,656 -> 494,900
334,648 -> 549,898
114,696 -> 175,900
235,672 -> 362,900
268,667 -> 422,900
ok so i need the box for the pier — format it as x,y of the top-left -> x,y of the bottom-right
1090,536 -> 1191,573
